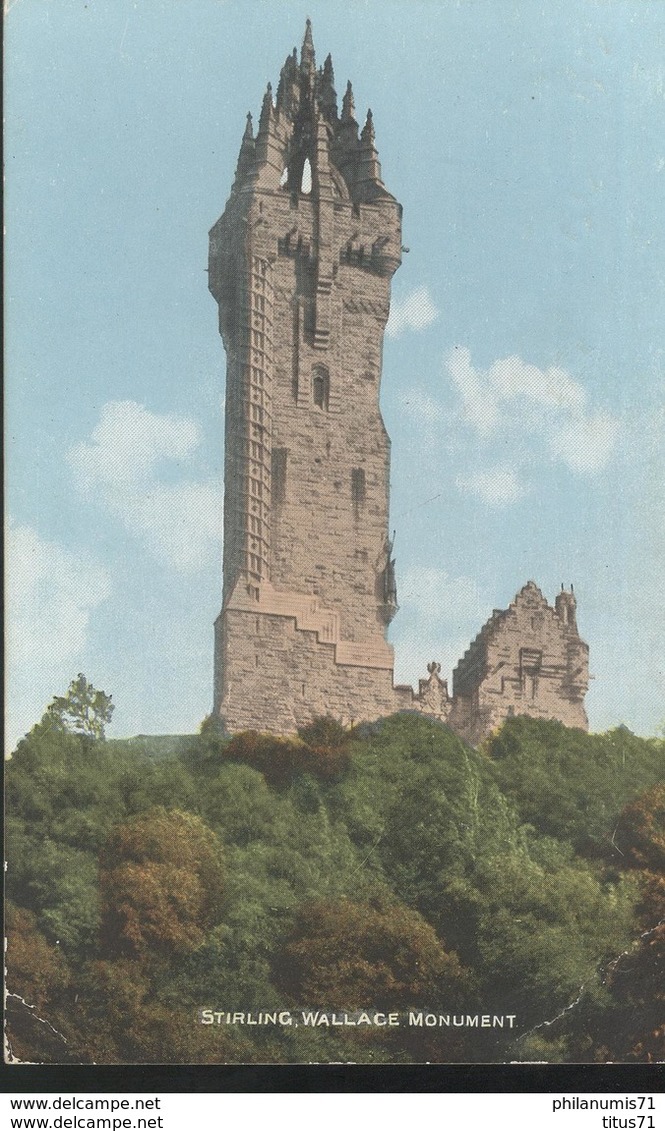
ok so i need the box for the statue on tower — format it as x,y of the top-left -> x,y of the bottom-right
382,533 -> 399,624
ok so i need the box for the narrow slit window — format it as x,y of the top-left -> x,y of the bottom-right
312,366 -> 329,411
272,447 -> 288,506
351,468 -> 366,517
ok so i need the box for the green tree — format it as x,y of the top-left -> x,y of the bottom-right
65,958 -> 255,1064
4,902 -> 74,1064
328,715 -> 640,1028
487,717 -> 665,855
99,807 -> 225,958
223,728 -> 350,786
615,783 -> 665,872
546,924 -> 665,1063
39,673 -> 114,740
615,783 -> 665,928
273,897 -> 466,1010
271,896 -> 474,1062
5,902 -> 71,1013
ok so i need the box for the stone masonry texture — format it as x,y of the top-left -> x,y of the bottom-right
449,582 -> 589,745
208,23 -> 589,744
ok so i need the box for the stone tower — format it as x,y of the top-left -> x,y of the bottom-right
209,22 -> 412,733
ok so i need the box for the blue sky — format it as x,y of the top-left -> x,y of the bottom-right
5,0 -> 664,748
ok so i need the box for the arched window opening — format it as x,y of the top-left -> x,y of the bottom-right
279,166 -> 288,188
312,366 -> 329,411
301,157 -> 312,195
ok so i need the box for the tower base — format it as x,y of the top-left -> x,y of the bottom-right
215,605 -> 415,734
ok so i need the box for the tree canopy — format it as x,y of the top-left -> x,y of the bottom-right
99,807 -> 225,958
37,673 -> 114,740
5,704 -> 664,1065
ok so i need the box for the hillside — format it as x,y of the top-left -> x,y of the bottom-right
5,713 -> 664,1064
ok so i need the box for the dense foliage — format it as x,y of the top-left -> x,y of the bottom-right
5,706 -> 664,1064
37,674 -> 115,740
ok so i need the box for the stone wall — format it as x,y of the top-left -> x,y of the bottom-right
449,582 -> 589,745
215,604 -> 413,735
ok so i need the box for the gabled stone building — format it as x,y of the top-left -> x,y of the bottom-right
208,23 -> 590,744
448,582 -> 589,746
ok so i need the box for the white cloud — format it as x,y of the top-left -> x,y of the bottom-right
456,466 -> 527,507
386,285 -> 439,338
70,401 -> 201,486
486,355 -> 586,412
68,401 -> 221,573
6,521 -> 111,749
548,410 -> 619,473
443,347 -> 619,504
447,347 -> 617,468
447,346 -> 502,436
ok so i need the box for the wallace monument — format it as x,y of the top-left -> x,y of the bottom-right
208,21 -> 589,745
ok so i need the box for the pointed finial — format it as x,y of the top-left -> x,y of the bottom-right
361,108 -> 375,144
301,17 -> 315,73
318,52 -> 337,120
280,50 -> 297,81
277,51 -> 299,112
260,82 -> 273,121
233,111 -> 256,188
341,80 -> 356,122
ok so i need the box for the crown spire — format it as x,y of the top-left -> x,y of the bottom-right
301,18 -> 315,76
230,24 -> 397,204
356,107 -> 386,198
258,82 -> 274,130
276,49 -> 300,116
341,80 -> 356,123
361,108 -> 375,144
318,52 -> 338,122
232,112 -> 255,190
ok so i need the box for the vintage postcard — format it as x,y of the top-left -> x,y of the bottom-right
5,0 -> 664,1066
